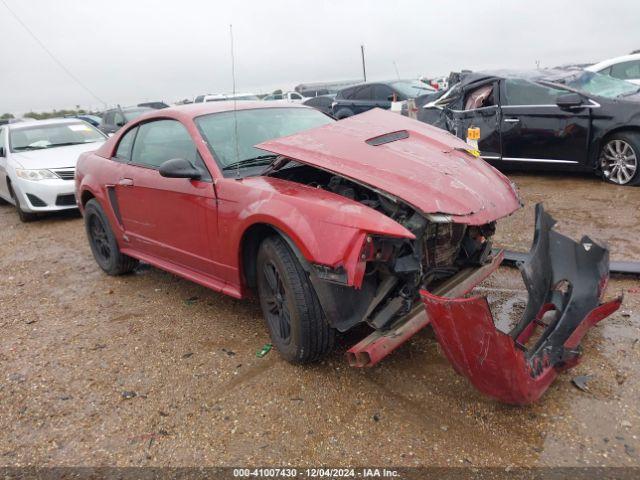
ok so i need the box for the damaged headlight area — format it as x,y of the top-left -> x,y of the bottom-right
310,209 -> 498,334
352,214 -> 497,331
271,165 -> 502,335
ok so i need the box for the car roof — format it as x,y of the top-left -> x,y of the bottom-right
130,101 -> 310,123
586,53 -> 640,71
7,117 -> 88,130
104,106 -> 152,113
458,68 -> 586,86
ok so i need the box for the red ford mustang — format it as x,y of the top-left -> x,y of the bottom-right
76,102 -> 618,404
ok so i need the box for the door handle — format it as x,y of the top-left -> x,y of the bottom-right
503,117 -> 520,123
118,178 -> 134,186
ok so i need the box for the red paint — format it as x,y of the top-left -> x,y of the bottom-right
258,108 -> 521,225
77,103 -> 519,300
419,290 -> 622,405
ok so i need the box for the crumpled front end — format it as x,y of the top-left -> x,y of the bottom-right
420,204 -> 622,405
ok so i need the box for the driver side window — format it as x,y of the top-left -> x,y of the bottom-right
130,120 -> 211,180
464,84 -> 496,110
503,79 -> 567,106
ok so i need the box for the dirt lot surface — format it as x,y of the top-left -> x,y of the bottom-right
1,172 -> 639,467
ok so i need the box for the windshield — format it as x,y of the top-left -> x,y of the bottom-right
195,107 -> 334,174
389,80 -> 434,98
564,71 -> 639,98
10,122 -> 106,152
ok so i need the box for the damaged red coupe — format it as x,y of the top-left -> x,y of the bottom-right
75,103 -> 620,405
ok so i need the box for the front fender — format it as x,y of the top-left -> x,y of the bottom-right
215,176 -> 414,291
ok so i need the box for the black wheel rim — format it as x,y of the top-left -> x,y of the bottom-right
262,261 -> 291,343
89,214 -> 112,262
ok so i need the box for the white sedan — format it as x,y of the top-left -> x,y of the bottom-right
0,118 -> 106,222
586,52 -> 640,86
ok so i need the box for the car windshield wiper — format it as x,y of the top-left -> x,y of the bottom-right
12,145 -> 48,151
47,141 -> 93,147
222,154 -> 279,171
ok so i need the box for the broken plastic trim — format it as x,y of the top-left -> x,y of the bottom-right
420,203 -> 621,405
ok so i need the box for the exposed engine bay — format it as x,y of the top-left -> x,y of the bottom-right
270,164 -> 497,332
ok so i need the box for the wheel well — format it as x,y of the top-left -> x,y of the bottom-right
80,190 -> 95,207
600,126 -> 640,149
240,224 -> 280,290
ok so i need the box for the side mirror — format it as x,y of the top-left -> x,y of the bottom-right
556,93 -> 583,109
159,158 -> 201,180
0,146 -> 4,157
115,120 -> 126,127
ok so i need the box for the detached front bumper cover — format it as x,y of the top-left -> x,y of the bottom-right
420,204 -> 622,405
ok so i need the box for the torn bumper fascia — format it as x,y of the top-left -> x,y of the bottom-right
420,204 -> 622,405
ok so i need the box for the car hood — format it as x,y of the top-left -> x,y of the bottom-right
10,141 -> 105,169
257,109 -> 520,224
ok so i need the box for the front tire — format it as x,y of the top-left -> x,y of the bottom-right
599,133 -> 640,186
84,199 -> 138,275
256,236 -> 335,364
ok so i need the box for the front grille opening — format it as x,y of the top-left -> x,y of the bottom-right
53,169 -> 75,180
26,194 -> 47,207
55,194 -> 77,206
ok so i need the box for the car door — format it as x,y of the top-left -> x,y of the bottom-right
0,127 -> 9,201
499,78 -> 590,166
373,84 -> 394,109
351,85 -> 376,114
445,81 -> 502,158
114,119 -> 219,276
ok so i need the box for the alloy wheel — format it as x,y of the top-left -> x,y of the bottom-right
262,261 -> 292,343
601,139 -> 638,185
89,214 -> 112,262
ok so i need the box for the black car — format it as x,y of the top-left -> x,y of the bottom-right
331,80 -> 435,119
412,69 -> 640,186
137,101 -> 170,109
302,94 -> 336,116
99,107 -> 153,135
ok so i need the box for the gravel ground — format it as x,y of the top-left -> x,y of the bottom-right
0,172 -> 639,467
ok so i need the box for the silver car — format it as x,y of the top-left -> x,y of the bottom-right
0,118 -> 106,222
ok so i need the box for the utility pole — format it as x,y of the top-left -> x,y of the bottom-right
361,45 -> 367,82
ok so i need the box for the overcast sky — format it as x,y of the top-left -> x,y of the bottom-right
1,0 -> 639,114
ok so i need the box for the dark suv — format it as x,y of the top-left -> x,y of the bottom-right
331,80 -> 434,119
99,107 -> 152,135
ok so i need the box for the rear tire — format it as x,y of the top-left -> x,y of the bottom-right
256,235 -> 335,364
8,183 -> 36,222
599,132 -> 640,186
84,199 -> 138,275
